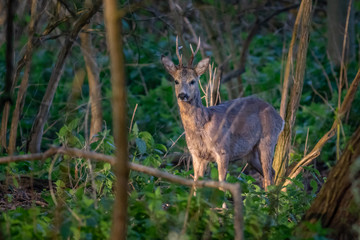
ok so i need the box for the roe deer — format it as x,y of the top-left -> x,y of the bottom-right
161,37 -> 284,190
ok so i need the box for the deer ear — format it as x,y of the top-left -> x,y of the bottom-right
161,55 -> 177,76
194,58 -> 210,76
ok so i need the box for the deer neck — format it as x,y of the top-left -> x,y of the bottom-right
178,95 -> 209,132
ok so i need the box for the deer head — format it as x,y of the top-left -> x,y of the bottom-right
161,37 -> 210,103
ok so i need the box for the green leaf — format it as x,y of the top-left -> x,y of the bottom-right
210,166 -> 218,180
310,179 -> 318,194
103,163 -> 111,171
55,180 -> 65,188
12,176 -> 19,188
132,122 -> 139,136
81,195 -> 94,208
139,131 -> 154,148
135,138 -> 147,154
58,126 -> 69,138
68,118 -> 79,130
155,144 -> 167,153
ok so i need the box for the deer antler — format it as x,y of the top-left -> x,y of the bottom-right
176,36 -> 183,67
189,37 -> 201,66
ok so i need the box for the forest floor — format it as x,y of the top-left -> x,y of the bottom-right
0,176 -> 49,211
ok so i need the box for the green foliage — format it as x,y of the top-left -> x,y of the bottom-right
1,0 -> 360,239
0,118 -> 322,239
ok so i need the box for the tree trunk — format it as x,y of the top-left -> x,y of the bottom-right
79,19 -> 103,141
294,124 -> 360,239
103,1 -> 129,239
27,1 -> 102,153
8,0 -> 39,155
0,0 -> 15,152
273,0 -> 312,184
327,0 -> 355,67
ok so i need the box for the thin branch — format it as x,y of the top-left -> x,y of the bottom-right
181,186 -> 194,235
129,104 -> 138,134
57,0 -> 77,17
310,49 -> 333,95
163,131 -> 185,158
309,83 -> 335,113
338,0 -> 352,97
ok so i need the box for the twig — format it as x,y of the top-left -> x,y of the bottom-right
304,128 -> 309,157
310,49 -> 333,95
48,154 -> 59,206
129,104 -> 138,134
181,186 -> 195,236
94,122 -> 108,152
239,163 -> 248,178
309,83 -> 335,113
87,158 -> 98,208
163,131 -> 185,158
62,198 -> 83,225
138,68 -> 149,95
338,0 -> 352,95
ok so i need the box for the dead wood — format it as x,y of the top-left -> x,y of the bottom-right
273,0 -> 312,184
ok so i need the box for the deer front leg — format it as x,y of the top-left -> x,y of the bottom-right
192,155 -> 208,196
216,154 -> 229,208
216,154 -> 229,183
192,155 -> 208,181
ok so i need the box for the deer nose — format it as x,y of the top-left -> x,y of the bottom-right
178,93 -> 189,101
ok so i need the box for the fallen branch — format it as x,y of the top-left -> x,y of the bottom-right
0,147 -> 244,240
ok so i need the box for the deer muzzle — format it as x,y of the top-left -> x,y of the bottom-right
178,93 -> 189,101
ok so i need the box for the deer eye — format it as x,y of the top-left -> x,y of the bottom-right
190,80 -> 196,85
174,80 -> 179,85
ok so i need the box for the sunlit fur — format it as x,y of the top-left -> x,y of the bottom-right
161,55 -> 284,190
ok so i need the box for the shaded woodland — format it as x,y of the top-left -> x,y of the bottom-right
0,0 -> 360,239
